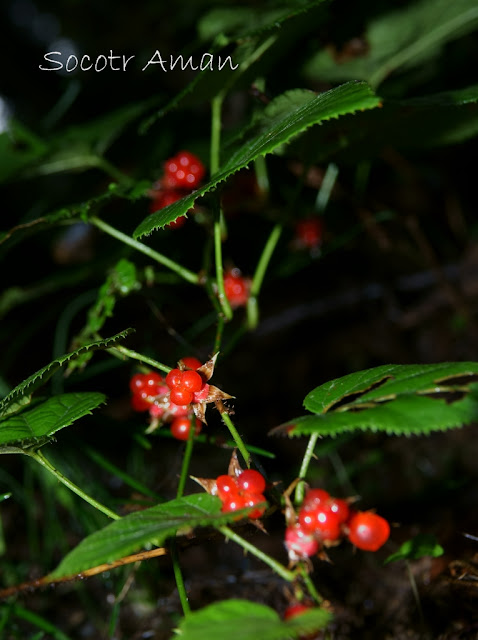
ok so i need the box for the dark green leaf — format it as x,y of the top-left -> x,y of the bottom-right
49,494 -> 264,577
385,534 -> 444,564
303,0 -> 478,88
0,329 -> 133,418
134,81 -> 380,237
174,599 -> 331,640
0,392 -> 106,449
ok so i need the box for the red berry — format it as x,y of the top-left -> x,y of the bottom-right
347,511 -> 390,551
216,475 -> 239,501
169,388 -> 193,406
221,493 -> 248,517
163,151 -> 205,189
193,383 -> 209,403
170,416 -> 202,441
284,604 -> 311,621
243,493 -> 267,519
223,269 -> 249,308
298,504 -> 342,541
285,523 -> 320,560
180,370 -> 203,393
130,373 -> 147,393
329,497 -> 350,524
149,189 -> 187,229
294,218 -> 324,249
302,488 -> 330,510
165,368 -> 183,389
236,469 -> 266,495
180,356 -> 202,370
131,392 -> 151,412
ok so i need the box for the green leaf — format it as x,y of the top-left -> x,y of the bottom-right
174,599 -> 331,640
0,121 -> 48,183
0,392 -> 106,449
385,534 -> 444,564
303,0 -> 478,88
0,329 -> 133,418
49,494 -> 265,578
134,81 -> 380,237
271,362 -> 478,438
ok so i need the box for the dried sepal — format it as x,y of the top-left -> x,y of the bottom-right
190,476 -> 218,495
227,449 -> 243,477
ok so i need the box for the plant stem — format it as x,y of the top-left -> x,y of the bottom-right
108,344 -> 171,374
214,315 -> 225,353
296,433 -> 319,504
247,223 -> 282,329
315,163 -> 338,213
176,422 -> 196,499
214,211 -> 233,320
210,95 -> 223,176
219,525 -> 295,582
170,541 -> 191,617
28,449 -> 119,520
298,565 -> 323,604
90,216 -> 199,285
220,412 -> 251,468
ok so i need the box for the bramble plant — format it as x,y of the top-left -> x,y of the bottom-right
1,0 -> 478,637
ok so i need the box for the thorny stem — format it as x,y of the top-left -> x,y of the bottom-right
247,223 -> 283,330
90,216 -> 199,285
108,344 -> 171,374
29,449 -> 119,521
296,433 -> 319,505
220,412 -> 251,468
218,525 -> 295,583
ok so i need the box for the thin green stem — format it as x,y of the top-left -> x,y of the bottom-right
214,315 -> 225,353
220,412 -> 251,468
176,420 -> 196,499
171,541 -> 191,617
108,343 -> 171,374
315,163 -> 338,213
214,212 -> 233,320
298,566 -> 323,604
247,223 -> 282,329
219,525 -> 295,582
90,216 -> 199,285
254,155 -> 269,194
295,433 -> 319,505
210,95 -> 223,176
28,449 -> 119,520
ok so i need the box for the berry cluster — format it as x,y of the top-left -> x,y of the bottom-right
223,268 -> 250,308
216,469 -> 267,520
285,488 -> 390,562
129,358 -> 209,440
149,150 -> 206,229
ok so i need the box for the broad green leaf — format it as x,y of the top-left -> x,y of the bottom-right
174,599 -> 331,640
304,362 -> 478,414
0,329 -> 133,418
303,0 -> 478,88
49,494 -> 264,577
385,534 -> 444,564
0,392 -> 106,449
134,81 -> 380,237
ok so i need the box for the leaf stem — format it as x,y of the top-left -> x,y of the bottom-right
220,412 -> 251,468
28,449 -> 119,520
90,216 -> 199,285
219,525 -> 295,582
315,163 -> 338,213
108,344 -> 171,374
247,223 -> 282,329
296,433 -> 319,504
214,210 -> 233,320
170,541 -> 191,617
176,420 -> 196,499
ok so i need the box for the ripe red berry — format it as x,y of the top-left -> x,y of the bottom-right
180,370 -> 203,393
294,218 -> 324,249
223,269 -> 250,308
163,151 -> 205,189
347,511 -> 390,551
165,368 -> 183,389
131,392 -> 152,412
180,356 -> 202,370
329,497 -> 350,524
170,416 -> 202,441
221,493 -> 248,517
236,469 -> 266,495
283,603 -> 311,621
169,388 -> 193,406
216,475 -> 239,501
301,488 -> 330,510
285,523 -> 320,560
193,383 -> 209,403
298,504 -> 342,541
129,373 -> 147,393
243,493 -> 267,519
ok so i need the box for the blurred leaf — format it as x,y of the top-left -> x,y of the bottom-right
271,362 -> 478,437
134,81 -> 380,236
0,392 -> 106,449
303,0 -> 478,88
50,494 -> 264,577
385,534 -> 444,564
174,599 -> 331,640
0,329 -> 133,418
0,121 -> 48,182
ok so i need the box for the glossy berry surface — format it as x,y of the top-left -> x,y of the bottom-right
163,151 -> 205,189
169,388 -> 193,406
236,469 -> 266,494
216,475 -> 239,500
347,511 -> 390,551
283,604 -> 311,621
180,356 -> 202,370
223,269 -> 249,308
170,416 -> 202,441
301,488 -> 330,510
298,504 -> 342,541
284,523 -> 320,560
